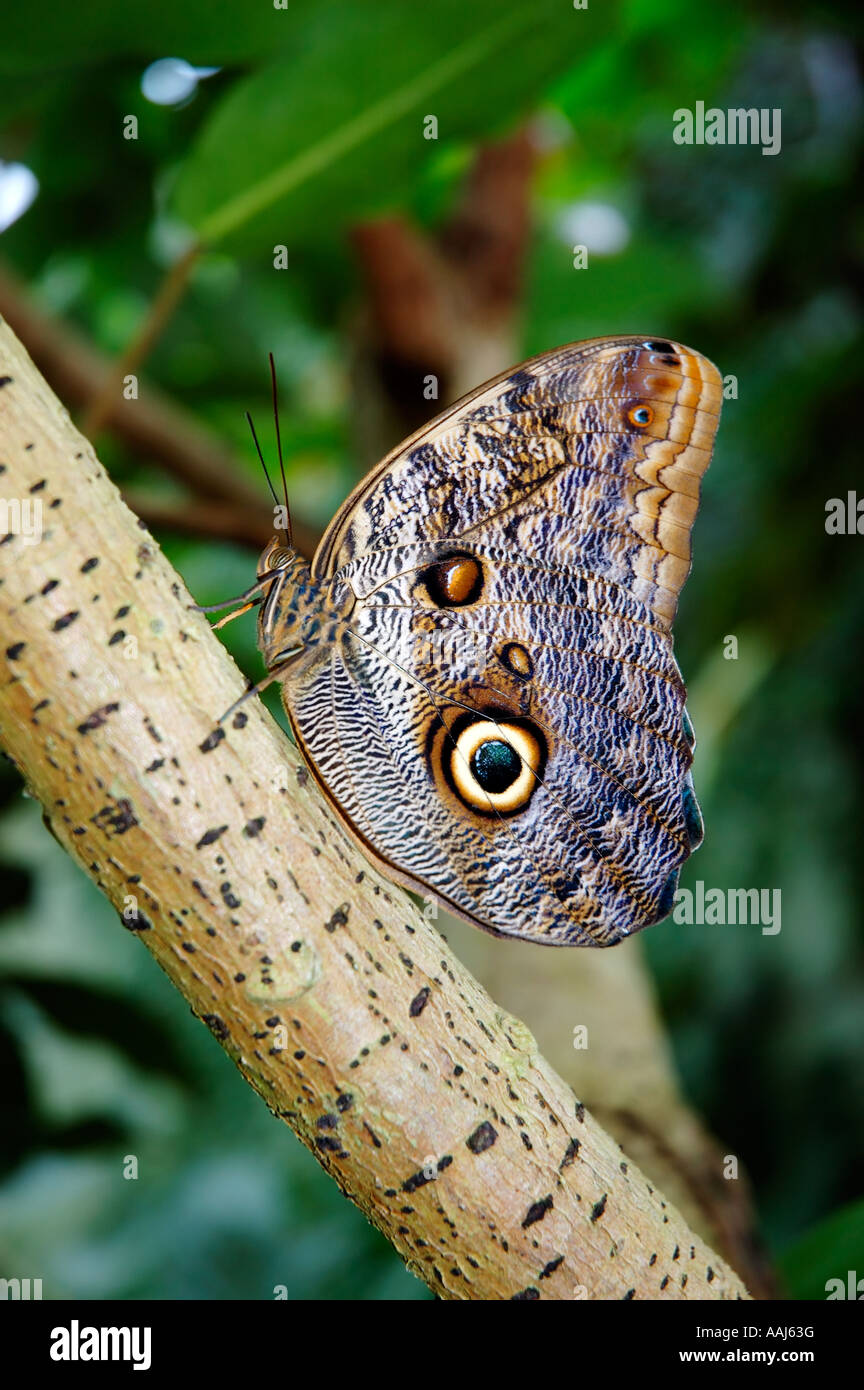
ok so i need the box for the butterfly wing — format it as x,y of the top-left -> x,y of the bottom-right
282,336 -> 721,945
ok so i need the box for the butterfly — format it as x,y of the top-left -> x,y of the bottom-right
207,336 -> 721,946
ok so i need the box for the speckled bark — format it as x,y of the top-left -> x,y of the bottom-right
0,321 -> 749,1300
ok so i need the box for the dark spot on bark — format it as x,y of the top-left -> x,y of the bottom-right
234,972 -> 246,983
145,758 -> 164,773
560,1137 -> 580,1170
707,1266 -> 714,1282
539,1256 -> 564,1279
77,703 -> 120,734
409,986 -> 430,1017
402,1169 -> 433,1194
41,579 -> 59,596
336,1093 -> 353,1112
202,1014 -> 229,1040
91,798 -> 138,835
243,816 -> 265,837
196,825 -> 228,848
29,479 -> 46,492
437,1155 -> 452,1172
52,611 -> 79,632
296,766 -> 308,787
672,1245 -> 680,1261
622,1288 -> 635,1300
325,903 -> 349,932
136,543 -> 153,565
199,727 -> 225,753
649,1253 -> 657,1266
467,1121 -> 497,1154
80,557 -> 99,573
522,1196 -> 553,1228
220,882 -> 241,909
108,630 -> 125,646
590,1194 -> 607,1223
511,1287 -> 540,1300
290,940 -> 302,952
317,1114 -> 338,1130
660,1275 -> 669,1290
575,1101 -> 585,1122
181,942 -> 196,953
0,376 -> 12,388
122,909 -> 152,932
6,642 -> 25,660
453,1065 -> 463,1077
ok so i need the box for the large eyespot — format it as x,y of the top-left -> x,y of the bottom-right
626,402 -> 654,429
446,716 -> 545,815
422,553 -> 483,607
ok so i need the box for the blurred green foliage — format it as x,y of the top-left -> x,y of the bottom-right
0,0 -> 862,1299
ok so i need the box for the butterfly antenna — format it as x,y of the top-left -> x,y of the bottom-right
269,351 -> 293,546
246,410 -> 280,510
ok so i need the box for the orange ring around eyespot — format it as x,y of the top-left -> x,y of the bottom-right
626,403 -> 654,428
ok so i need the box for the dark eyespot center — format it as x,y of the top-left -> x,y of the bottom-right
470,739 -> 522,794
424,554 -> 483,607
643,340 -> 674,353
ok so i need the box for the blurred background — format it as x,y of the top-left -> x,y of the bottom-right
0,0 -> 861,1300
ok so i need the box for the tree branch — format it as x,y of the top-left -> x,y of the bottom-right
0,319 -> 748,1301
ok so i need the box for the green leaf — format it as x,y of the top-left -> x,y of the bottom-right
171,0 -> 609,252
0,1 -> 292,73
778,1199 -> 864,1300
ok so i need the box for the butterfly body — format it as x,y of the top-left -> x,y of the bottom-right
253,336 -> 721,947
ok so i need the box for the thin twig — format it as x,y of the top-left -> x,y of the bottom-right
81,241 -> 201,437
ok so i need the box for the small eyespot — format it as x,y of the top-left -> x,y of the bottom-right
643,340 -> 675,353
423,554 -> 483,607
501,642 -> 534,680
626,403 -> 654,428
446,717 -> 545,815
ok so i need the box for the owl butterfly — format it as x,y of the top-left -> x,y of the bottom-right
213,336 -> 721,946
